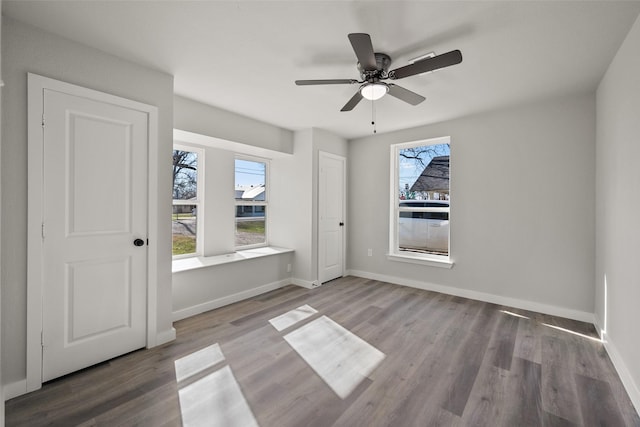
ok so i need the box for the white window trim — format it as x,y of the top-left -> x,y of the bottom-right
234,154 -> 269,250
172,246 -> 293,273
388,136 -> 454,268
386,253 -> 454,269
172,144 -> 204,259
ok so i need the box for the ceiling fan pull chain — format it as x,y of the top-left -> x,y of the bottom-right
372,98 -> 377,134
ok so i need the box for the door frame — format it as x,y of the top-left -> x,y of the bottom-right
26,73 -> 159,392
318,151 -> 346,284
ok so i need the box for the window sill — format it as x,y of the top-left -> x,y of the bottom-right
386,253 -> 454,269
172,246 -> 294,273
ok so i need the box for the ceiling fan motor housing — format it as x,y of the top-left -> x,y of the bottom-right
358,53 -> 392,81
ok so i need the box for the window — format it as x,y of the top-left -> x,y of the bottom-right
172,135 -> 273,260
391,137 -> 451,263
172,147 -> 202,257
235,157 -> 268,248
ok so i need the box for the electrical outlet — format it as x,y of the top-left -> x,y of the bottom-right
286,263 -> 292,273
367,248 -> 373,257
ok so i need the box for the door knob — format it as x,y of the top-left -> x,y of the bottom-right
339,222 -> 345,226
133,238 -> 145,247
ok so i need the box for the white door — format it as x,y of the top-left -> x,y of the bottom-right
41,88 -> 148,382
319,152 -> 346,284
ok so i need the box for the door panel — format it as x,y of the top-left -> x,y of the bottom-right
42,89 -> 148,382
319,153 -> 345,284
66,257 -> 131,342
68,113 -> 132,235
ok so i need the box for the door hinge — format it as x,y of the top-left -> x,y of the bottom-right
41,222 -> 45,239
42,114 -> 45,128
41,330 -> 44,347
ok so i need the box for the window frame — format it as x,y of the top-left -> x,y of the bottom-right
389,137 -> 453,268
172,144 -> 204,259
234,154 -> 269,250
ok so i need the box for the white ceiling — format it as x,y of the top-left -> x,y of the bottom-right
4,1 -> 640,139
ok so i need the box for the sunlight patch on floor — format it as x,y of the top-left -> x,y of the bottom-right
178,365 -> 259,427
269,304 -> 318,331
175,343 -> 259,427
283,315 -> 385,399
174,343 -> 226,382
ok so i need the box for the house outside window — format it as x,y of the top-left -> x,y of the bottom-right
390,137 -> 451,265
172,146 -> 203,257
235,157 -> 268,248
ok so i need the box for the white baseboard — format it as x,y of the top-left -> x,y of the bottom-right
4,379 -> 27,401
602,337 -> 640,415
346,269 -> 595,324
290,278 -> 319,289
155,327 -> 177,346
593,315 -> 640,414
172,279 -> 289,322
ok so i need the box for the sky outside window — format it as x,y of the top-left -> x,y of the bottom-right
235,159 -> 265,188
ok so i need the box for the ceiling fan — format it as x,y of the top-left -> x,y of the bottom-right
295,33 -> 463,112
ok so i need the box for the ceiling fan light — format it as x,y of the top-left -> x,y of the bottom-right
360,83 -> 388,101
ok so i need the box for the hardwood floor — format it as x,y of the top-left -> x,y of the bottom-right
6,276 -> 640,426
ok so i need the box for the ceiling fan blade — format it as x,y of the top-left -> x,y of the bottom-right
348,33 -> 377,71
341,90 -> 364,111
387,84 -> 426,105
295,79 -> 359,85
389,50 -> 463,80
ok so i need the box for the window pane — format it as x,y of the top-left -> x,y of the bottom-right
173,204 -> 197,255
173,150 -> 198,200
398,144 -> 450,202
235,159 -> 266,201
398,211 -> 449,256
235,206 -> 266,246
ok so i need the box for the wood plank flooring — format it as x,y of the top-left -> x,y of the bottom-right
6,276 -> 640,426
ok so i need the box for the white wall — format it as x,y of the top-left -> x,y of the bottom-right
173,107 -> 344,290
1,17 -> 175,395
348,93 -> 596,320
172,96 -> 298,318
271,128 -> 347,287
173,94 -> 348,312
271,129 -> 314,285
595,14 -> 640,411
174,95 -> 293,155
172,253 -> 293,321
